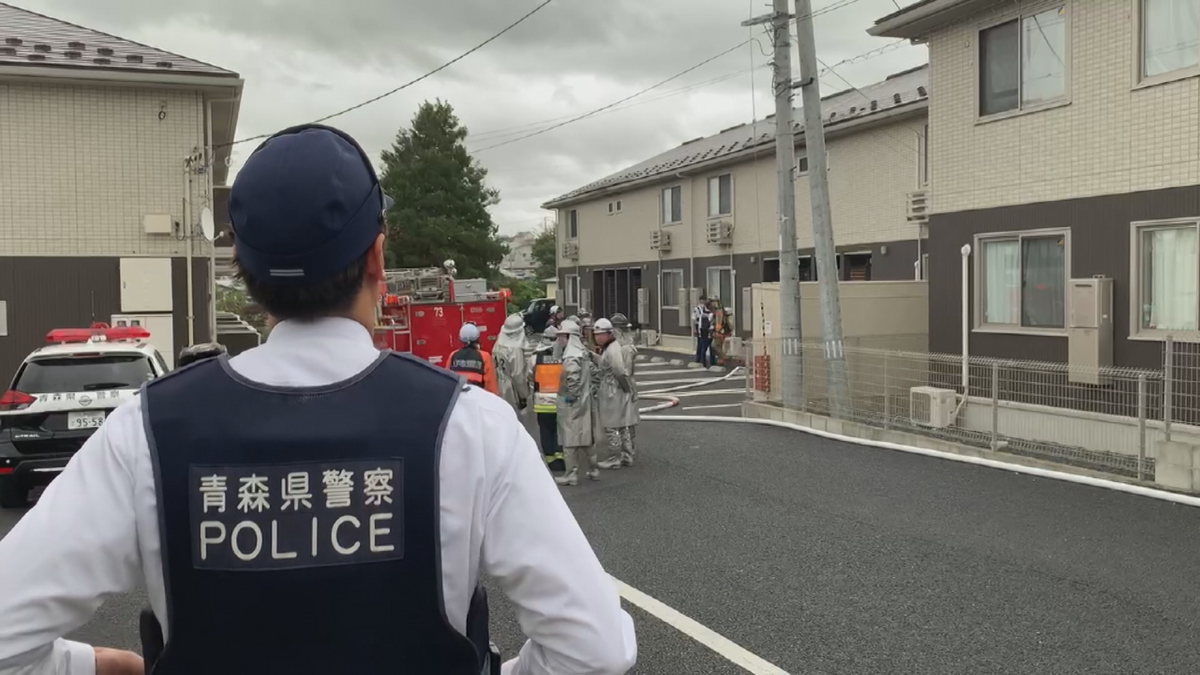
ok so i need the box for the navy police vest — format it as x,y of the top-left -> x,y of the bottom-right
142,352 -> 487,674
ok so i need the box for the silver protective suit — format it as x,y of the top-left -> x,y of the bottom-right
556,333 -> 597,484
492,315 -> 530,412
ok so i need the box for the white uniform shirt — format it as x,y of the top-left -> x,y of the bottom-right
0,318 -> 637,675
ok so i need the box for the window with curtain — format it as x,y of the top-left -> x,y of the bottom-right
1142,0 -> 1200,79
567,210 -> 578,238
1139,224 -> 1199,332
565,275 -> 579,305
706,268 -> 733,309
979,6 -> 1066,116
707,174 -> 732,217
661,186 -> 682,224
980,233 -> 1067,329
661,270 -> 683,308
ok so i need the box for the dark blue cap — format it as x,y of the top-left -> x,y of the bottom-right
228,124 -> 394,285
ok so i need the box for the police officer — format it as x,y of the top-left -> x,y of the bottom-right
0,124 -> 636,675
449,323 -> 500,395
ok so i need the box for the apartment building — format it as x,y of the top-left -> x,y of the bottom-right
542,66 -> 931,347
0,2 -> 242,376
872,0 -> 1200,371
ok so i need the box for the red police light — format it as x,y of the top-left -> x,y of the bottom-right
46,323 -> 151,344
0,390 -> 35,411
499,288 -> 512,300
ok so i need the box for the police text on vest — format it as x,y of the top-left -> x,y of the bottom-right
189,459 -> 404,570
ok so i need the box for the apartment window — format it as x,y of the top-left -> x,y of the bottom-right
979,6 -> 1067,117
707,174 -> 732,217
763,257 -> 781,283
706,267 -> 734,309
608,200 -> 623,215
844,252 -> 872,281
796,155 -> 810,176
661,269 -> 684,308
607,202 -> 614,215
564,274 -> 580,306
977,230 -> 1068,330
567,209 -> 578,239
1141,0 -> 1200,80
1133,220 -> 1200,334
616,200 -> 623,213
661,186 -> 682,224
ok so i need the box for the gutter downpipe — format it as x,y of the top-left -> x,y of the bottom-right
184,160 -> 194,345
960,243 -> 970,390
206,98 -> 216,342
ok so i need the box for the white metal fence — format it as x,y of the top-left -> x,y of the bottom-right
747,338 -> 1185,480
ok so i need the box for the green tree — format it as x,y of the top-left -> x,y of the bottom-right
531,225 -> 557,282
215,283 -> 267,333
505,278 -> 544,315
379,100 -> 506,280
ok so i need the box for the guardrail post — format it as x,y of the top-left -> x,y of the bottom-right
1164,335 -> 1174,443
883,351 -> 891,429
1137,373 -> 1148,481
990,361 -> 1000,451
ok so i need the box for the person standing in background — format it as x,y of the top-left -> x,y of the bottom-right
693,301 -> 715,370
554,320 -> 599,486
595,318 -> 636,470
530,325 -> 565,472
610,313 -> 640,466
492,314 -> 529,413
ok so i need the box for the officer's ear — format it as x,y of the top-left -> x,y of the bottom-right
364,232 -> 387,286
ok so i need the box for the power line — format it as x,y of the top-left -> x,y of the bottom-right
472,40 -> 753,154
466,66 -> 763,144
219,0 -> 556,149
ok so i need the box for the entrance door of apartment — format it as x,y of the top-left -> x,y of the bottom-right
615,269 -> 630,319
591,270 -> 604,317
706,266 -> 735,316
603,269 -> 617,317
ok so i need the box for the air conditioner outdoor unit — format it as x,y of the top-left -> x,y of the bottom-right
905,190 -> 930,225
650,230 -> 672,252
561,241 -> 579,260
706,220 -> 732,245
909,386 -> 957,429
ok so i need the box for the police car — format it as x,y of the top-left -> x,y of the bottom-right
0,324 -> 171,508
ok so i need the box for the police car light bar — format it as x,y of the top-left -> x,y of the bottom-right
46,323 -> 151,344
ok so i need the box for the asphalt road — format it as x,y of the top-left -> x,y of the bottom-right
6,362 -> 1200,673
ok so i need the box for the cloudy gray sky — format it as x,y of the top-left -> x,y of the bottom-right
25,0 -> 927,236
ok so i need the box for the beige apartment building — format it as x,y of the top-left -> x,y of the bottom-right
542,65 -> 931,346
872,0 -> 1200,374
0,2 -> 241,376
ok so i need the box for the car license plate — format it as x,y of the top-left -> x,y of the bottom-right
67,411 -> 106,430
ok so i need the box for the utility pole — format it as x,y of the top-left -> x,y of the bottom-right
794,0 -> 850,418
743,0 -> 804,410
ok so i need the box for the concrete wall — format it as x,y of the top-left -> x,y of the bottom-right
0,81 -> 214,257
927,0 -> 1200,216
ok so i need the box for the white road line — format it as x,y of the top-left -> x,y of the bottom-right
613,578 -> 790,675
682,403 -> 743,410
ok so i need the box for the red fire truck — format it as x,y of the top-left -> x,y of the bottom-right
373,263 -> 511,367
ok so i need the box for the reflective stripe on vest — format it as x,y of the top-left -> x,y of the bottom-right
449,347 -> 486,386
532,354 -> 562,413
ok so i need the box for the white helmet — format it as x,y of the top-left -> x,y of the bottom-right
503,314 -> 524,331
592,318 -> 614,334
559,319 -> 581,336
542,325 -> 559,340
459,323 -> 480,343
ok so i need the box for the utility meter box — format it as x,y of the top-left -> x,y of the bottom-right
1067,277 -> 1113,385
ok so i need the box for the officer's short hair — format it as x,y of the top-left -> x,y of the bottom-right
233,226 -> 379,322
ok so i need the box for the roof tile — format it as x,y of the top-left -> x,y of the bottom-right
545,64 -> 928,206
0,2 -> 237,77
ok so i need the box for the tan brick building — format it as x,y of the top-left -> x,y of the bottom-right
872,0 -> 1200,369
0,2 -> 242,376
542,66 -> 931,349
